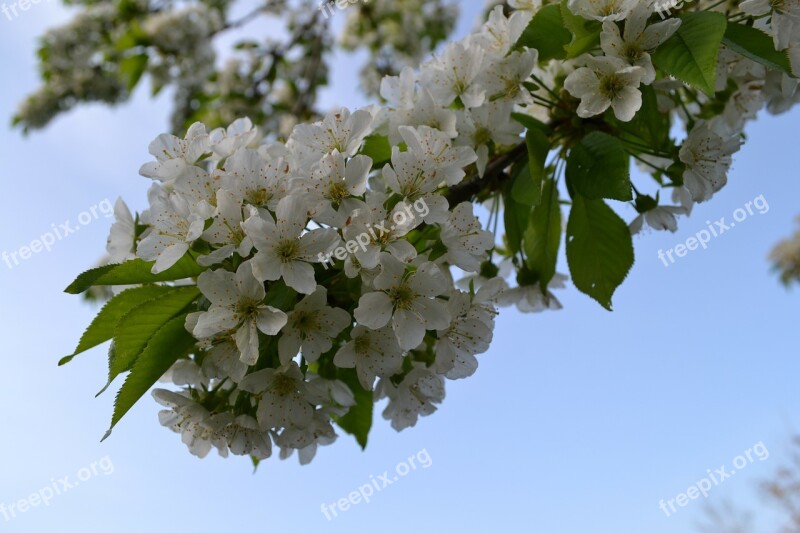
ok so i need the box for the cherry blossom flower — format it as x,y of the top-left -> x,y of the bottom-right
564,56 -> 646,121
354,253 -> 451,350
334,325 -> 405,390
243,196 -> 340,294
277,287 -> 352,364
600,2 -> 681,84
192,263 -> 288,365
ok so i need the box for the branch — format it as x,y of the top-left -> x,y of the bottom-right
445,141 -> 527,205
220,3 -> 273,33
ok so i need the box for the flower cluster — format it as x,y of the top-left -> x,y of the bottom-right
14,5 -> 128,130
67,0 -> 800,464
113,109 -> 505,461
561,0 -> 798,233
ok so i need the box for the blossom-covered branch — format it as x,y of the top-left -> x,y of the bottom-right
61,0 -> 800,464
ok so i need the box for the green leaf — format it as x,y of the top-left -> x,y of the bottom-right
512,128 -> 551,206
264,280 -> 298,312
99,286 -> 200,395
560,0 -> 602,58
609,85 -> 672,155
60,286 -> 173,366
723,23 -> 795,76
119,53 -> 148,92
566,132 -> 632,201
511,113 -> 549,135
65,255 -> 205,294
503,190 -> 531,255
510,162 -> 535,206
652,12 -> 728,96
334,369 -> 373,449
103,314 -> 196,440
114,22 -> 149,52
524,178 -> 562,291
360,134 -> 392,166
516,4 -> 571,62
566,196 -> 634,310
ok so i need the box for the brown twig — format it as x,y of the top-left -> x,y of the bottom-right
445,142 -> 528,205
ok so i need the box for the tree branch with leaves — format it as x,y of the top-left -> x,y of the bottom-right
31,0 -> 800,464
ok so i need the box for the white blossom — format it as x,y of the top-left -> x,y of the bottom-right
455,101 -> 524,177
564,56 -> 645,121
420,41 -> 486,108
136,192 -> 207,273
238,362 -> 314,430
434,290 -> 494,380
192,263 -> 288,365
243,196 -> 340,294
334,325 -> 405,390
277,287 -> 351,364
568,0 -> 639,22
106,198 -> 136,263
440,202 -> 495,272
139,122 -> 210,183
153,389 -> 229,458
679,121 -> 741,202
288,108 -> 373,169
297,152 -> 372,226
630,205 -> 686,234
600,2 -> 681,84
210,117 -> 259,159
354,253 -> 451,350
376,363 -> 445,431
498,274 -> 568,313
221,148 -> 294,210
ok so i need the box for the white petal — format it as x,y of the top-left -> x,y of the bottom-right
354,292 -> 394,329
298,228 -> 341,260
235,321 -> 260,365
414,298 -> 451,330
281,260 -> 317,294
392,309 -> 426,350
194,307 -> 238,338
152,243 -> 189,273
256,306 -> 288,335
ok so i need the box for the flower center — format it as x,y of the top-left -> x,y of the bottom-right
599,74 -> 626,99
598,0 -> 621,16
453,72 -> 468,95
276,239 -> 299,262
622,43 -> 641,63
388,284 -> 415,310
354,334 -> 371,354
293,311 -> 317,336
473,126 -> 492,146
249,187 -> 272,207
328,181 -> 349,202
237,298 -> 261,319
271,374 -> 297,396
503,77 -> 521,98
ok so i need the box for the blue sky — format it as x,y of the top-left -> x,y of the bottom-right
1,2 -> 799,532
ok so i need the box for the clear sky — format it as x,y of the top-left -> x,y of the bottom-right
1,3 -> 798,533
